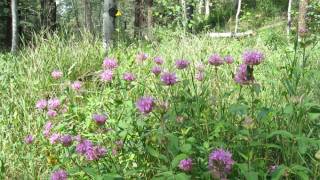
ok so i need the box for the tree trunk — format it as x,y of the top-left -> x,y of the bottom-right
180,0 -> 187,30
84,0 -> 94,35
134,0 -> 144,38
205,0 -> 210,18
198,0 -> 204,14
103,0 -> 116,51
40,0 -> 56,32
298,0 -> 309,36
146,0 -> 153,30
235,0 -> 242,33
287,0 -> 292,37
6,0 -> 12,49
11,0 -> 18,53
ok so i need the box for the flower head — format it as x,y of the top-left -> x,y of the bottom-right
24,135 -> 34,144
161,72 -> 177,86
154,57 -> 164,65
51,70 -> 63,80
49,134 -> 60,144
85,146 -> 107,161
234,64 -> 253,85
152,66 -> 162,76
224,55 -> 234,64
60,135 -> 73,147
48,98 -> 61,110
179,158 -> 193,172
92,114 -> 107,125
195,62 -> 205,72
209,54 -> 224,66
36,99 -> 47,110
175,59 -> 190,69
76,139 -> 94,154
136,96 -> 155,114
43,121 -> 53,137
100,70 -> 113,82
123,72 -> 136,82
103,58 -> 118,70
243,50 -> 264,65
71,81 -> 82,91
47,109 -> 58,117
268,165 -> 278,174
209,148 -> 234,179
51,169 -> 67,180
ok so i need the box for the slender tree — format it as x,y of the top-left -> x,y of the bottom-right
40,0 -> 57,32
287,0 -> 292,37
84,0 -> 94,34
11,0 -> 18,53
103,0 -> 116,50
205,0 -> 210,18
235,0 -> 242,33
298,0 -> 309,36
134,0 -> 144,37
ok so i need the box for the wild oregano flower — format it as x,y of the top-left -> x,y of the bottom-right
195,71 -> 205,81
152,66 -> 162,76
102,58 -> 118,70
49,134 -> 60,144
71,81 -> 82,91
209,148 -> 234,179
92,114 -> 107,125
161,72 -> 177,86
36,99 -> 47,110
50,169 -> 67,180
100,70 -> 113,82
76,139 -> 106,161
175,59 -> 190,69
154,56 -> 164,65
48,98 -> 61,110
224,55 -> 234,64
24,135 -> 34,144
243,50 -> 264,65
209,54 -> 224,66
51,70 -> 63,80
47,109 -> 58,118
60,135 -> 73,147
123,72 -> 136,82
234,64 -> 253,85
43,121 -> 53,137
179,158 -> 193,172
136,96 -> 155,114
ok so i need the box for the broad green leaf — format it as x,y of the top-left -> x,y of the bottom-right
171,154 -> 188,168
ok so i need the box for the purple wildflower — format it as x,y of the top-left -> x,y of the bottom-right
154,57 -> 164,65
92,114 -> 107,125
123,72 -> 136,82
51,169 -> 67,180
209,54 -> 224,66
161,72 -> 177,86
209,148 -> 234,179
51,70 -> 63,80
136,53 -> 148,62
43,121 -> 53,137
234,64 -> 253,85
76,139 -> 94,154
49,134 -> 60,144
175,59 -> 190,69
36,99 -> 47,110
224,55 -> 234,64
48,98 -> 61,110
268,165 -> 278,174
136,96 -> 155,114
60,135 -> 73,147
71,81 -> 82,91
102,58 -> 118,70
85,146 -> 107,161
152,66 -> 162,76
24,135 -> 34,144
179,158 -> 193,172
47,109 -> 58,117
195,71 -> 204,81
243,50 -> 264,65
100,70 -> 113,82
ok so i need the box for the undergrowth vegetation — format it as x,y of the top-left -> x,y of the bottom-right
0,29 -> 320,179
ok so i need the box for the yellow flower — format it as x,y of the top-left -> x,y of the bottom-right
115,10 -> 122,17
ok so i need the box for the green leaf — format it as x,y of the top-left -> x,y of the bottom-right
180,144 -> 192,154
167,133 -> 179,156
271,165 -> 287,180
229,103 -> 249,115
146,146 -> 168,161
174,173 -> 190,180
267,130 -> 294,139
244,171 -> 259,180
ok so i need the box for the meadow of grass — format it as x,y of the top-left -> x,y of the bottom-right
0,28 -> 320,179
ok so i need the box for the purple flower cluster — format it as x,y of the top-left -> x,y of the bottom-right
103,58 -> 118,70
136,53 -> 148,62
161,72 -> 177,86
209,148 -> 234,179
175,59 -> 190,69
209,54 -> 224,66
51,70 -> 63,80
76,139 -> 106,161
71,81 -> 82,91
60,135 -> 73,147
36,99 -> 47,110
195,71 -> 205,81
24,135 -> 34,144
243,50 -> 264,65
179,158 -> 193,172
43,121 -> 53,137
224,55 -> 234,64
51,169 -> 67,180
92,114 -> 107,125
152,66 -> 162,76
136,96 -> 155,114
234,64 -> 252,85
123,72 -> 136,82
100,69 -> 113,82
